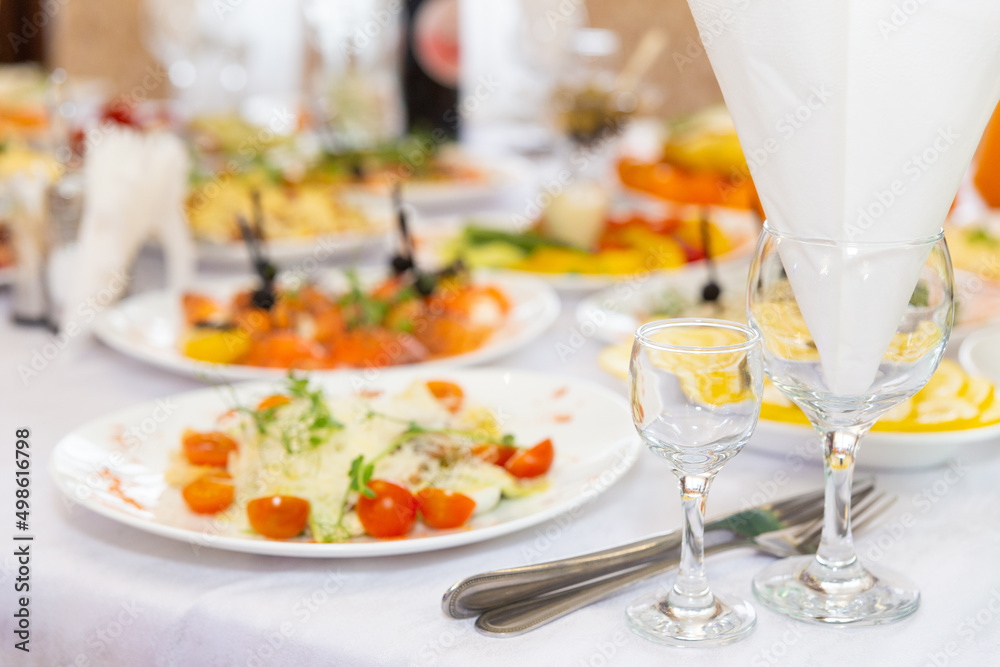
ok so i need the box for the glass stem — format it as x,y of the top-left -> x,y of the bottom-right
815,428 -> 865,569
667,475 -> 714,612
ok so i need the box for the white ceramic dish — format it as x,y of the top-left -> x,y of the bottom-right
960,325 -> 1000,387
50,369 -> 640,557
414,208 -> 759,292
196,231 -> 390,267
93,270 -> 560,382
578,265 -> 1000,346
596,349 -> 1000,470
577,259 -> 752,343
347,153 -> 532,209
750,419 -> 1000,470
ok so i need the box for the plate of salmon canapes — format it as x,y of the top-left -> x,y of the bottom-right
93,263 -> 559,382
50,369 -> 639,556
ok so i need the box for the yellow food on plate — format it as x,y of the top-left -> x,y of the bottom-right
446,213 -> 739,278
946,223 -> 1000,281
186,172 -> 380,244
600,342 -> 1000,433
182,328 -> 253,364
760,360 -> 1000,433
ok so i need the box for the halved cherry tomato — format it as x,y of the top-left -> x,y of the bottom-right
356,480 -> 418,538
257,394 -> 291,411
242,332 -> 327,368
182,430 -> 238,467
472,443 -> 518,467
426,380 -> 464,413
504,438 -> 554,479
181,473 -> 234,514
181,293 -> 223,325
247,495 -> 311,539
417,488 -> 476,529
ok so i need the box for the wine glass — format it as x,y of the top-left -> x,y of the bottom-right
628,319 -> 764,647
747,226 -> 953,625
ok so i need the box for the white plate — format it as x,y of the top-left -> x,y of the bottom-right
577,259 -> 752,343
0,266 -> 14,286
196,231 -> 390,267
415,208 -> 759,292
959,325 -> 1000,386
578,265 -> 999,346
194,196 -> 394,268
596,352 -> 1000,470
750,419 -> 1000,470
346,153 -> 532,209
50,369 -> 640,557
93,270 -> 560,382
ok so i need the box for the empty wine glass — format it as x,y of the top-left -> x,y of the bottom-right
628,319 -> 764,647
747,226 -> 953,625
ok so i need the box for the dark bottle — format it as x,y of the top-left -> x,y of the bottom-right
403,0 -> 459,137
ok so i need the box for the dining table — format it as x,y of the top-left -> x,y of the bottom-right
3,200 -> 1000,667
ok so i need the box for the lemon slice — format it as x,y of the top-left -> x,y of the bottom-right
916,359 -> 967,399
598,343 -> 631,382
881,398 -> 914,423
914,397 -> 980,425
961,376 -> 993,409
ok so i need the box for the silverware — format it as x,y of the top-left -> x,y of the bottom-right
475,491 -> 895,636
443,477 -> 874,619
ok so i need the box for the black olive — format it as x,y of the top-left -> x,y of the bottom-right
414,273 -> 436,296
702,282 -> 722,303
391,254 -> 414,275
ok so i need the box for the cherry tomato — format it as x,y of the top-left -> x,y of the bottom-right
356,480 -> 419,538
247,495 -> 311,539
417,488 -> 476,529
181,473 -> 234,514
472,443 -> 518,467
242,332 -> 327,368
504,438 -> 554,479
257,394 -> 291,411
182,430 -> 238,467
426,380 -> 464,413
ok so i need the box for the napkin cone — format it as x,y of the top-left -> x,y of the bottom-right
687,1 -> 1000,394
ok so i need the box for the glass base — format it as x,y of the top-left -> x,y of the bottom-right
626,590 -> 756,648
752,555 -> 920,626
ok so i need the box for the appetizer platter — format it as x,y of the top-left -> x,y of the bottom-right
50,369 -> 640,557
598,338 -> 1000,468
187,171 -> 391,265
188,117 -> 528,212
578,263 -> 1000,345
417,207 -> 758,291
93,267 -> 559,381
616,106 -> 761,214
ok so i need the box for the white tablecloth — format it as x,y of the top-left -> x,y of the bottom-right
3,254 -> 1000,667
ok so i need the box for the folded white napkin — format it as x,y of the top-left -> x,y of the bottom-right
65,128 -> 194,330
687,1 -> 1000,394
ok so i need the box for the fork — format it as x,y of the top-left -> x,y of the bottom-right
474,491 -> 896,636
443,477 -> 875,619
